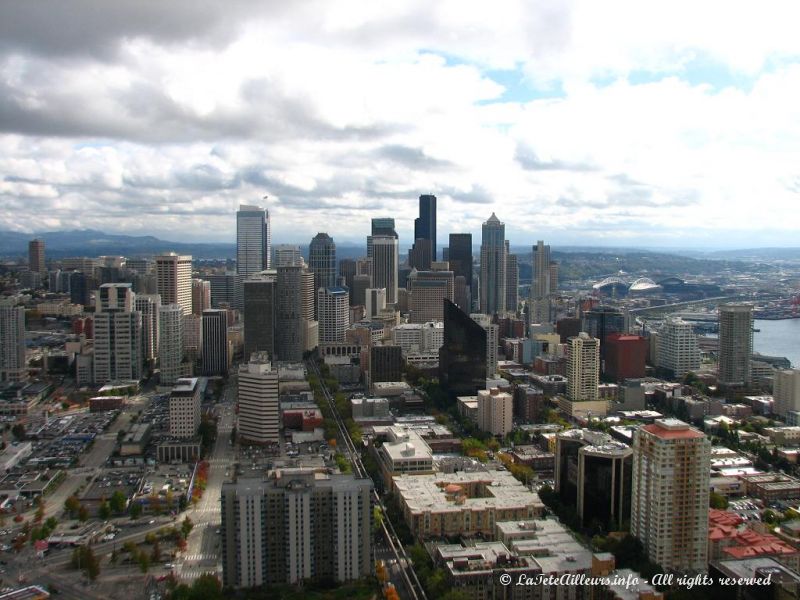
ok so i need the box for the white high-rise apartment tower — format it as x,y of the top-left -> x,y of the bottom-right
567,332 -> 600,402
631,418 -> 710,572
238,352 -> 280,444
237,204 -> 271,274
656,317 -> 700,379
156,254 -> 192,315
317,287 -> 350,344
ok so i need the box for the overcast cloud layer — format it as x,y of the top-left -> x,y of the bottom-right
1,0 -> 800,248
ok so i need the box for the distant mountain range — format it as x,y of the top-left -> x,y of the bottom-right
0,229 -> 236,260
2,229 -> 798,263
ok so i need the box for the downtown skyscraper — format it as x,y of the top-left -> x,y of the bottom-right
93,283 -> 143,383
155,253 -> 192,316
309,233 -> 337,293
409,194 -> 436,270
237,203 -> 271,274
371,235 -> 399,305
448,233 -> 473,311
479,213 -> 506,315
530,240 -> 553,324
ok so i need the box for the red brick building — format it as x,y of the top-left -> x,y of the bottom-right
604,334 -> 647,381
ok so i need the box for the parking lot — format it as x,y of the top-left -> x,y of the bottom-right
728,498 -> 763,522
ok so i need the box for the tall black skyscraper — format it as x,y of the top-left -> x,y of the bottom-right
439,299 -> 487,398
410,194 -> 437,268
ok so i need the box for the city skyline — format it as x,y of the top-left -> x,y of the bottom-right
1,2 -> 800,248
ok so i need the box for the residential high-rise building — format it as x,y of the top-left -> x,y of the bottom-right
169,377 -> 201,438
309,233 -> 337,299
567,333 -> 600,402
93,283 -> 142,383
135,294 -> 161,366
275,261 -> 318,361
440,300 -> 487,397
243,272 -> 276,361
718,303 -> 754,387
631,418 -> 710,572
273,244 -> 302,268
28,239 -> 45,274
408,267 -> 454,323
221,470 -> 372,588
0,299 -> 27,383
238,352 -> 280,444
657,317 -> 700,379
237,204 -> 271,274
201,309 -> 229,376
371,236 -> 399,305
477,388 -> 513,437
159,304 -> 184,386
155,254 -> 192,315
530,241 -> 552,324
774,369 -> 800,417
317,287 -> 350,344
505,242 -> 518,315
191,278 -> 211,315
479,213 -> 506,315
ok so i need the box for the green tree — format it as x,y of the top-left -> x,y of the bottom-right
137,551 -> 150,573
64,495 -> 80,517
109,490 -> 127,514
710,492 -> 729,509
71,545 -> 100,581
181,516 -> 194,539
188,573 -> 222,600
77,504 -> 89,522
129,500 -> 143,519
151,539 -> 161,562
98,501 -> 111,520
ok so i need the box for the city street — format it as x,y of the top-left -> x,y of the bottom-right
176,376 -> 236,582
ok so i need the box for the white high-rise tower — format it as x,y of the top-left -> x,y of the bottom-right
237,204 -> 271,275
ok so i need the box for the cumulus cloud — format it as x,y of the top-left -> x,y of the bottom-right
0,1 -> 799,246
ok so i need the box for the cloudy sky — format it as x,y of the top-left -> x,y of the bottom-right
1,1 -> 799,248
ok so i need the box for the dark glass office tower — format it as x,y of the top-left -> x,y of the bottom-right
410,194 -> 436,268
439,299 -> 487,398
448,233 -> 473,311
